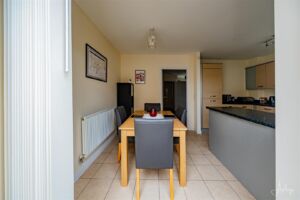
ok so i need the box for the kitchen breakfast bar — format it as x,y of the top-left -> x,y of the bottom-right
207,107 -> 275,200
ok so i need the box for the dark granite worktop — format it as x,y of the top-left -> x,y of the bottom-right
207,107 -> 275,128
223,102 -> 275,107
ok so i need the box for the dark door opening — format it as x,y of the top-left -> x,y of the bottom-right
162,70 -> 187,113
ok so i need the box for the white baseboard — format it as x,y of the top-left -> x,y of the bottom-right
74,132 -> 116,181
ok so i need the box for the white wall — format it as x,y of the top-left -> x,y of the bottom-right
203,54 -> 275,99
72,2 -> 120,177
275,0 -> 300,199
120,53 -> 198,131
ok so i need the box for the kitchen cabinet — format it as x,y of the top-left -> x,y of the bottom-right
203,98 -> 222,128
256,64 -> 267,89
266,62 -> 275,88
246,67 -> 256,90
202,64 -> 223,128
245,61 -> 275,90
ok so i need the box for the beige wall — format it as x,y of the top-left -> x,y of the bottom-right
120,54 -> 197,130
72,2 -> 120,174
203,54 -> 275,99
0,0 -> 4,198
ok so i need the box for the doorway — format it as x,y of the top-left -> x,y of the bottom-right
162,70 -> 187,114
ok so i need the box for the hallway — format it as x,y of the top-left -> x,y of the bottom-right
75,132 -> 255,200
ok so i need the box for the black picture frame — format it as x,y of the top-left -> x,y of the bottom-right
85,43 -> 107,82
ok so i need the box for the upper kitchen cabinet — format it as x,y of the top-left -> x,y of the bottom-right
256,64 -> 267,89
202,64 -> 223,98
266,62 -> 275,88
245,61 -> 275,90
246,66 -> 256,90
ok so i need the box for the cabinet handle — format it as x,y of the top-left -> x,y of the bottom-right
257,85 -> 263,88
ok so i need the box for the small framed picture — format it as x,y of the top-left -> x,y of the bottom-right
86,44 -> 107,82
135,70 -> 146,84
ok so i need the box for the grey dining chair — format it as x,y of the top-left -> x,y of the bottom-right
175,106 -> 184,119
134,118 -> 174,200
181,109 -> 187,126
115,106 -> 134,161
144,103 -> 161,112
174,109 -> 187,146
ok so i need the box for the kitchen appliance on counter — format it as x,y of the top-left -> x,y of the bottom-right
269,96 -> 275,106
235,97 -> 256,104
222,94 -> 232,104
259,97 -> 268,105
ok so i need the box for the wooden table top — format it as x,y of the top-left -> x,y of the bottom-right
119,110 -> 188,131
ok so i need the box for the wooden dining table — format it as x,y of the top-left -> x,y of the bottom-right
119,110 -> 187,187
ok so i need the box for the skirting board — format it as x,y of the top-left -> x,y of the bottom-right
74,132 -> 116,181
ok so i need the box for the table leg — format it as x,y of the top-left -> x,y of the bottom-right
121,130 -> 128,186
179,131 -> 186,186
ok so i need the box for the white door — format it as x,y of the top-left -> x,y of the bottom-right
4,0 -> 74,199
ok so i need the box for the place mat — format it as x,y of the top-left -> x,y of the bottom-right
143,113 -> 164,119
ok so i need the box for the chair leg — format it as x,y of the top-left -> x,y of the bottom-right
117,143 -> 121,162
136,169 -> 140,200
169,169 -> 174,200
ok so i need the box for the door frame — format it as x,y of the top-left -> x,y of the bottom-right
161,69 -> 187,114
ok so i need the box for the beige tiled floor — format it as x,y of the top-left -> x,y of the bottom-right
75,131 -> 256,200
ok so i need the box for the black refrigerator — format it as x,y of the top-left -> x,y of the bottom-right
117,83 -> 134,117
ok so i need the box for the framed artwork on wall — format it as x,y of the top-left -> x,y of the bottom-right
135,70 -> 145,84
86,44 -> 107,82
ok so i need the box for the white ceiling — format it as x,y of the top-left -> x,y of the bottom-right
74,0 -> 274,59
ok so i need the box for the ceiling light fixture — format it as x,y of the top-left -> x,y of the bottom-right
264,35 -> 275,47
148,28 -> 156,49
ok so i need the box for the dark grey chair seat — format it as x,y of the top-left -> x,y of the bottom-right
115,106 -> 134,162
144,103 -> 161,112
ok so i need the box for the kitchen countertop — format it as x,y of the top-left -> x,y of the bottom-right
207,107 -> 275,128
223,102 -> 275,107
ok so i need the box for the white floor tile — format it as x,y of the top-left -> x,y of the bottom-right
184,180 -> 213,200
77,179 -> 112,200
81,164 -> 101,179
94,153 -> 109,164
205,181 -> 240,200
75,131 -> 255,200
158,167 -> 179,180
159,180 -> 187,200
133,180 -> 160,200
196,165 -> 224,181
103,151 -> 119,164
74,179 -> 90,199
93,164 -> 119,179
215,165 -> 236,180
190,154 -> 211,165
186,165 -> 202,180
105,179 -> 135,200
228,181 -> 256,200
204,154 -> 223,165
140,169 -> 158,180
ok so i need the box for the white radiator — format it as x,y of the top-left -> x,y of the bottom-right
81,108 -> 115,160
